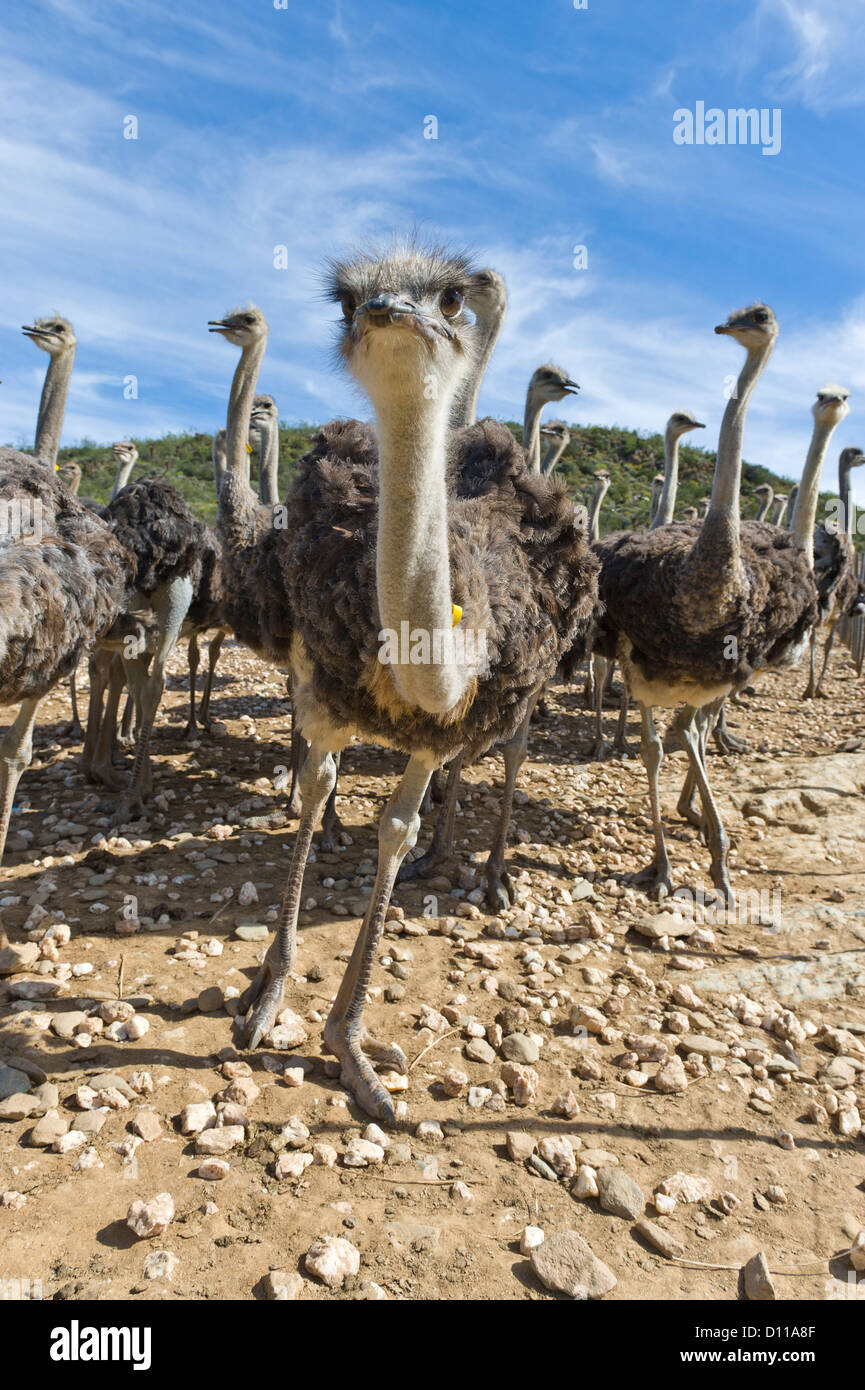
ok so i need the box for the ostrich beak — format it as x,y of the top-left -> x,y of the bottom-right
714,323 -> 734,335
354,293 -> 454,341
563,379 -> 580,394
208,320 -> 234,334
693,421 -> 706,429
21,325 -> 49,339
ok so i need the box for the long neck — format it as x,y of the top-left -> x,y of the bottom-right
792,417 -> 841,567
786,486 -> 797,529
375,389 -> 470,715
541,438 -> 567,476
652,426 -> 681,528
703,342 -> 774,555
110,457 -> 136,500
212,431 -> 227,495
218,337 -> 266,543
34,347 -> 75,468
452,304 -> 505,429
523,388 -> 545,473
588,481 -> 608,543
257,418 -> 280,505
755,488 -> 773,521
839,459 -> 855,540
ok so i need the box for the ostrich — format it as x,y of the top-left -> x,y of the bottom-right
698,496 -> 711,519
802,438 -> 865,698
587,468 -> 610,543
212,429 -> 227,493
22,317 -> 76,469
523,364 -> 579,472
681,506 -> 698,521
649,473 -> 665,524
772,492 -> 789,526
0,457 -> 134,913
753,482 -> 774,521
226,245 -> 597,1118
110,442 -> 139,500
591,411 -> 704,759
594,304 -> 820,906
56,461 -> 82,494
786,482 -> 799,528
540,421 -> 571,476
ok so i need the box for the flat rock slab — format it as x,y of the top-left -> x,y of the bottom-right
597,1166 -> 645,1220
0,1066 -> 32,1100
531,1231 -> 617,1300
677,1034 -> 728,1058
697,953 -> 865,1005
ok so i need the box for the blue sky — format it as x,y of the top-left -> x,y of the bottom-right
2,0 -> 865,500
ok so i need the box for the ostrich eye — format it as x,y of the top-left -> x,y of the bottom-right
753,309 -> 768,323
339,293 -> 356,322
440,289 -> 464,319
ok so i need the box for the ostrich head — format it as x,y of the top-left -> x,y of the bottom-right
526,363 -> 580,408
251,394 -> 278,430
698,496 -> 711,517
21,316 -> 76,356
812,383 -> 850,429
208,306 -> 269,351
839,445 -> 865,472
682,505 -> 699,521
668,409 -> 705,437
754,483 -> 773,500
714,302 -> 778,349
56,460 -> 82,493
463,268 -> 508,322
112,441 -> 138,468
327,244 -> 485,408
540,421 -> 571,446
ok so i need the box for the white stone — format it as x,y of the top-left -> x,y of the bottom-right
198,1158 -> 230,1181
53,1130 -> 87,1154
519,1225 -> 545,1254
343,1138 -> 384,1167
180,1101 -> 217,1134
275,1151 -> 313,1180
653,1192 -> 677,1215
656,1172 -> 711,1204
574,1165 -> 599,1199
304,1235 -> 360,1288
126,1192 -> 175,1238
144,1250 -> 179,1281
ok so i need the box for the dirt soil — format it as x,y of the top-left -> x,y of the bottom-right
1,639 -> 863,1302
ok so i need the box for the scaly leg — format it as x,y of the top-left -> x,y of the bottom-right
814,621 -> 837,698
612,688 -> 635,757
802,628 -> 818,699
0,698 -> 40,873
118,691 -> 135,749
673,702 -> 735,910
82,648 -> 112,779
712,698 -> 750,754
398,751 -> 465,885
630,702 -> 674,900
198,629 -> 226,730
89,654 -> 128,790
318,752 -> 344,852
241,743 -> 338,1046
182,632 -> 201,740
591,655 -> 612,760
285,692 -> 304,819
482,695 -> 539,911
113,576 -> 194,823
323,752 -> 435,1121
64,666 -> 84,741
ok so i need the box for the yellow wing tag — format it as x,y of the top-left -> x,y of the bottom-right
245,442 -> 254,454
451,603 -> 462,627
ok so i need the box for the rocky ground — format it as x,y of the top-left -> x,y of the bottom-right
0,639 -> 863,1302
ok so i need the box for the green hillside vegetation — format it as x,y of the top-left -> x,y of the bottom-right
50,419 -> 844,539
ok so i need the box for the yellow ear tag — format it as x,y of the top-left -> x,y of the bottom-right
451,604 -> 462,627
245,442 -> 254,454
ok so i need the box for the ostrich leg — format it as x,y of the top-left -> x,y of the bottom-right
182,633 -> 201,740
88,654 -> 128,790
802,629 -> 818,699
814,621 -> 838,697
66,667 -> 84,740
240,744 -> 338,1045
323,752 -> 435,1121
0,698 -> 40,868
397,752 -> 465,884
712,698 -> 750,754
590,655 -> 612,760
673,701 -> 735,909
113,575 -> 194,823
82,648 -> 112,779
318,753 -> 343,852
482,694 -> 539,911
118,691 -> 135,748
630,702 -> 674,900
198,629 -> 226,730
611,689 -> 635,757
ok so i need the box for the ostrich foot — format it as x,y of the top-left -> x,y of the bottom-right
60,718 -> 84,742
180,719 -> 201,742
708,873 -> 736,915
484,866 -> 516,912
676,793 -> 703,829
801,682 -> 816,700
396,846 -> 447,884
323,1020 -> 407,1123
319,813 -> 345,854
612,738 -> 637,759
88,760 -> 128,792
592,738 -> 614,762
813,686 -> 829,700
239,957 -> 288,1050
535,698 -> 551,718
713,729 -> 750,755
629,861 -> 674,902
111,793 -> 148,826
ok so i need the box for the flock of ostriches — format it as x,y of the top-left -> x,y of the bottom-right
1,246 -> 863,1122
